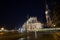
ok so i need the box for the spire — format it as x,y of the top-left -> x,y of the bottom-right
45,0 -> 52,27
46,4 -> 48,10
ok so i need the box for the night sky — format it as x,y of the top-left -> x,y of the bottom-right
0,0 -> 59,29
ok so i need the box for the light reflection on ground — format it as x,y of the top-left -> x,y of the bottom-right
18,31 -> 60,40
0,32 -> 4,35
0,31 -> 60,40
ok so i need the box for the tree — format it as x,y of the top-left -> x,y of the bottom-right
52,1 -> 60,27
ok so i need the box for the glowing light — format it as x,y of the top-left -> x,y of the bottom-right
53,25 -> 56,27
18,28 -> 21,30
18,28 -> 25,33
45,11 -> 48,14
1,27 -> 4,31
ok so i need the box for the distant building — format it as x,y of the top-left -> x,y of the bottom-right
22,17 -> 43,31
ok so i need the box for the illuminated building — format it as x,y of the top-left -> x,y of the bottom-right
22,17 -> 43,31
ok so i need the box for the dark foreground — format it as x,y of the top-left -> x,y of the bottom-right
0,31 -> 60,40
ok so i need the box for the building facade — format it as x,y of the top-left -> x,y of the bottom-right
22,17 -> 43,31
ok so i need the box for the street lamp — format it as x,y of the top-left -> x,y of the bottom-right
1,27 -> 4,31
53,24 -> 56,27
